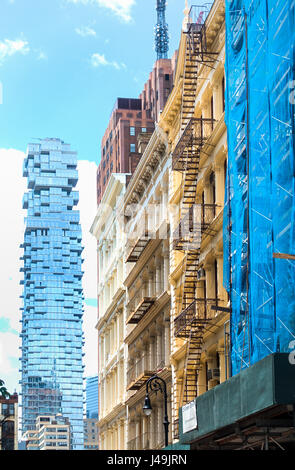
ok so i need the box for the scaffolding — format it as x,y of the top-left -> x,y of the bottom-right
223,0 -> 295,376
172,4 -> 219,434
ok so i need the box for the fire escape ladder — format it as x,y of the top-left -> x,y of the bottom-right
180,32 -> 199,132
181,324 -> 203,407
171,10 -> 219,422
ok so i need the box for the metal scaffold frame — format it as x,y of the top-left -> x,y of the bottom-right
223,0 -> 295,376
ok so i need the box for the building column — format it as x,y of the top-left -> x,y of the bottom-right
155,316 -> 164,367
218,346 -> 226,383
142,415 -> 148,449
203,174 -> 211,205
213,83 -> 221,121
161,181 -> 169,224
148,269 -> 154,297
117,419 -> 122,450
156,192 -> 161,230
157,400 -> 163,448
197,363 -> 207,396
155,258 -> 162,296
216,251 -> 225,304
135,419 -> 141,450
110,427 -> 113,450
205,262 -> 214,299
215,162 -> 225,208
100,432 -> 104,450
142,278 -> 148,298
150,403 -> 157,449
206,353 -> 216,390
116,313 -> 121,351
163,244 -> 169,292
148,334 -> 155,370
164,316 -> 170,366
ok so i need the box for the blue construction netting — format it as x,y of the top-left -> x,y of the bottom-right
223,0 -> 295,375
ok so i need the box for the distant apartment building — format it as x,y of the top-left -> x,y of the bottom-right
0,392 -> 18,450
20,138 -> 84,450
84,418 -> 99,450
90,173 -> 130,449
96,59 -> 174,204
122,124 -> 172,450
84,376 -> 99,450
24,414 -> 71,450
86,376 -> 98,419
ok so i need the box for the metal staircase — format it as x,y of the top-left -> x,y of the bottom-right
171,6 -> 219,434
181,5 -> 218,132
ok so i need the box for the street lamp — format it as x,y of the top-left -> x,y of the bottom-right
142,375 -> 169,447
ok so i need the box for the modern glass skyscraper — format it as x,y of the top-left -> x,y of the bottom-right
86,376 -> 98,419
20,138 -> 84,450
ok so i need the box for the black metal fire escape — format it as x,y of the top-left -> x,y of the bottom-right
172,5 -> 219,438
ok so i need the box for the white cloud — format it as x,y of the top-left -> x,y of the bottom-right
37,51 -> 47,61
91,52 -> 124,70
0,149 -> 26,393
0,38 -> 30,65
76,26 -> 97,37
66,0 -> 136,22
77,160 -> 98,301
0,333 -> 20,395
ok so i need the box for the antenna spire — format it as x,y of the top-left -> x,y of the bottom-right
155,0 -> 169,60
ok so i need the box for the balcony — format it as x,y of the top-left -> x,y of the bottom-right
126,296 -> 156,325
173,204 -> 217,251
127,355 -> 153,391
125,233 -> 151,263
127,355 -> 165,391
174,298 -> 219,338
172,118 -> 215,172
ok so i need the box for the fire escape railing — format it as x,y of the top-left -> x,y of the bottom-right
174,298 -> 219,338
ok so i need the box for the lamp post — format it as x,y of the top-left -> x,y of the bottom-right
142,375 -> 169,447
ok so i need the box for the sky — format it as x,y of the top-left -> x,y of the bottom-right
0,0 -> 187,394
0,0 -> 186,163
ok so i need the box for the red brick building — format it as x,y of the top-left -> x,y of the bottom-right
96,59 -> 174,204
0,392 -> 18,450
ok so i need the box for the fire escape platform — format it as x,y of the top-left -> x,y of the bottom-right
126,297 -> 156,325
174,299 -> 219,338
127,371 -> 154,391
179,353 -> 295,449
125,235 -> 151,263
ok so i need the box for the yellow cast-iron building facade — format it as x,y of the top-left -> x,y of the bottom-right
158,0 -> 229,441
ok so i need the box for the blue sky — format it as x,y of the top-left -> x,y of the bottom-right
0,0 -> 185,163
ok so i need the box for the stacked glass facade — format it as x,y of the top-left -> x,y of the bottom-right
20,138 -> 84,450
86,376 -> 98,419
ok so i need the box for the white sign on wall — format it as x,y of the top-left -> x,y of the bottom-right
182,400 -> 198,434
